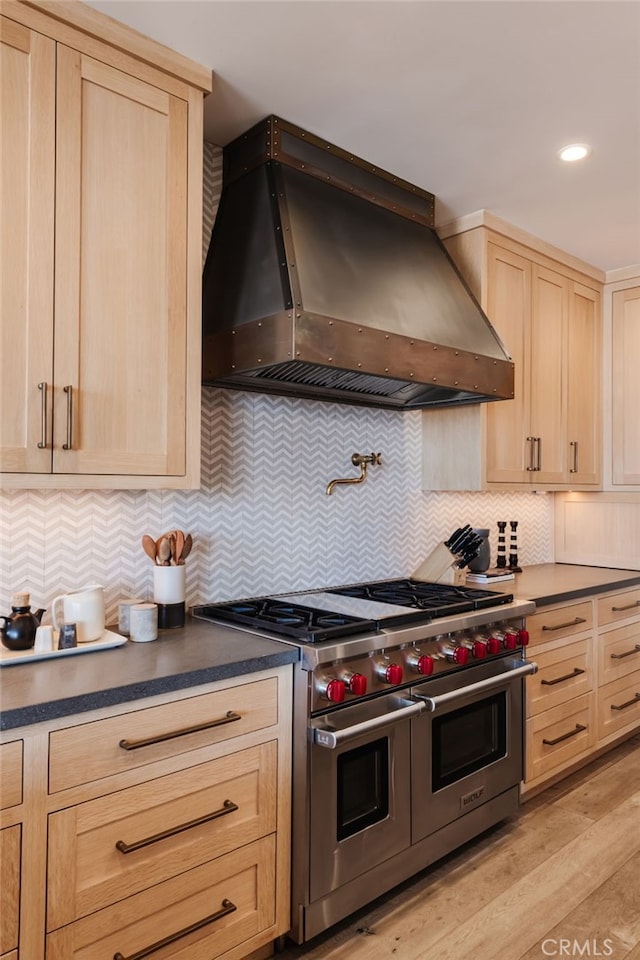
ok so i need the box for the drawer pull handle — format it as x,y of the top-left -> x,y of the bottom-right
119,711 -> 241,751
115,799 -> 239,854
543,723 -> 587,746
113,898 -> 237,960
542,617 -> 587,632
611,601 -> 640,612
541,667 -> 585,686
611,693 -> 640,712
611,644 -> 640,660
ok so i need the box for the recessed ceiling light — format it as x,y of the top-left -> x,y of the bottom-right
558,143 -> 592,162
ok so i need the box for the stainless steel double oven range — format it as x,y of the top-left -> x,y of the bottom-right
194,578 -> 537,944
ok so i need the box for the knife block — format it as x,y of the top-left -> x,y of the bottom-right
411,542 -> 465,585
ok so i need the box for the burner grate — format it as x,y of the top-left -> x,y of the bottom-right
193,599 -> 378,642
328,579 -> 513,615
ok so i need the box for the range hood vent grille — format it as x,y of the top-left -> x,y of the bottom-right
202,116 -> 514,410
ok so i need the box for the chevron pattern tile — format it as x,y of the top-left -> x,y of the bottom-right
1,388 -> 555,623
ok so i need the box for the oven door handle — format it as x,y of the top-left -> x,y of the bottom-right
414,661 -> 538,713
312,699 -> 425,749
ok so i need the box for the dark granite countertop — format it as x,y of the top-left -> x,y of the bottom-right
0,616 -> 299,731
501,563 -> 640,607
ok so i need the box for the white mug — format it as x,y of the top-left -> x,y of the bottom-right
52,584 -> 105,643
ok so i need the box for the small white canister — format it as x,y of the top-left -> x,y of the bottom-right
129,603 -> 158,643
118,597 -> 146,636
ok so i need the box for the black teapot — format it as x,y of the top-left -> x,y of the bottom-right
0,593 -> 46,651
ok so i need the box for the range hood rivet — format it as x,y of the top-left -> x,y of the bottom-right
385,335 -> 390,340
433,377 -> 437,382
258,322 -> 262,326
433,345 -> 438,350
358,328 -> 362,333
410,340 -> 415,345
329,321 -> 334,326
297,313 -> 301,318
454,381 -> 459,385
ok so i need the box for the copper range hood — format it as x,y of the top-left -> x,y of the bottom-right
202,116 -> 514,409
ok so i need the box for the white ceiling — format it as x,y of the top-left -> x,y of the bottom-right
89,0 -> 640,272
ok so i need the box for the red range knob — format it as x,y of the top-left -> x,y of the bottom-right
416,654 -> 435,676
347,673 -> 367,696
324,679 -> 346,703
503,631 -> 518,650
518,629 -> 530,647
471,640 -> 488,659
487,636 -> 502,655
383,663 -> 403,685
452,646 -> 469,666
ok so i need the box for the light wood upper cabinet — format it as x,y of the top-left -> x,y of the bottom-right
611,286 -> 640,486
0,18 -> 55,474
423,219 -> 603,491
0,2 -> 211,489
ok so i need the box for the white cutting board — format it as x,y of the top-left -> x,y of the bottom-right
0,629 -> 127,666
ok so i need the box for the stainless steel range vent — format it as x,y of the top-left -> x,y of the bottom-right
202,116 -> 514,410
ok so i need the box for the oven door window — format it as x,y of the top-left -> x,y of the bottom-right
336,737 -> 389,840
432,692 -> 507,791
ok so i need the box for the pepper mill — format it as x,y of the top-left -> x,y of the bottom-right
509,520 -> 523,572
496,521 -> 507,568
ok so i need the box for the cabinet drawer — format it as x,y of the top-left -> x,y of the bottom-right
46,834 -> 276,960
0,825 -> 21,956
0,741 -> 23,809
598,588 -> 640,627
598,673 -> 640,742
526,638 -> 592,717
599,621 -> 640,687
47,741 -> 276,928
526,693 -> 594,782
526,601 -> 593,647
49,677 -> 279,793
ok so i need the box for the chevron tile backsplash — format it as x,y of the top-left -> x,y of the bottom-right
0,143 -> 554,624
0,388 -> 553,624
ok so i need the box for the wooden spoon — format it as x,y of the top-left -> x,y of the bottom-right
157,536 -> 172,566
141,535 -> 157,563
174,530 -> 185,565
179,533 -> 193,564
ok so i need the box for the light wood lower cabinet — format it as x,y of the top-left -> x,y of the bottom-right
46,836 -> 276,960
0,825 -> 21,958
523,586 -> 640,795
0,667 -> 292,960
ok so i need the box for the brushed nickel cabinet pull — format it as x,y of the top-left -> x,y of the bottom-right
62,385 -> 73,449
535,436 -> 541,471
542,617 -> 587,632
541,667 -> 585,686
116,799 -> 238,854
37,382 -> 48,448
611,644 -> 640,660
569,440 -> 578,473
543,723 -> 587,746
526,436 -> 536,471
118,711 -> 241,751
611,601 -> 640,612
611,693 -> 640,712
113,899 -> 237,960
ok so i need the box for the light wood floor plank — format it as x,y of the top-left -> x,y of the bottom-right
518,849 -> 640,960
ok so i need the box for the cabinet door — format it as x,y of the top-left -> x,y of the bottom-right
612,287 -> 640,485
0,18 -> 55,472
529,266 -> 566,483
52,48 -> 188,476
566,282 -> 601,485
485,244 -> 531,483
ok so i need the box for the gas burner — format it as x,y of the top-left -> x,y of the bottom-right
328,578 -> 513,616
194,599 -> 378,643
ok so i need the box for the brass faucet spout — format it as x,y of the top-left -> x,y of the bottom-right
326,452 -> 382,495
